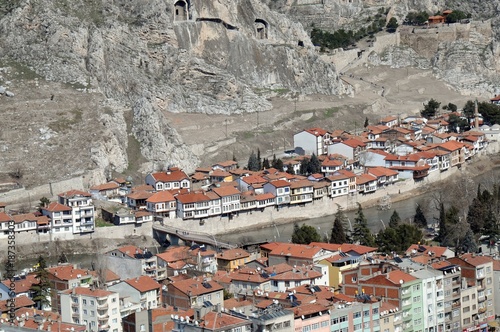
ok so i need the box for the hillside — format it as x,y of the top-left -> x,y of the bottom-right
0,0 -> 499,192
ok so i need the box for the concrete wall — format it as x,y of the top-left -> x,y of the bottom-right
0,176 -> 85,206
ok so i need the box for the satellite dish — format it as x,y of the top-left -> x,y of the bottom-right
174,315 -> 179,320
399,279 -> 404,284
301,315 -> 305,320
180,317 -> 184,322
195,321 -> 199,326
185,316 -> 190,323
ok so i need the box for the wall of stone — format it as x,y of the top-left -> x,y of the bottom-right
0,176 -> 85,206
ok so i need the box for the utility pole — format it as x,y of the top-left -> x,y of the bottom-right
225,119 -> 228,138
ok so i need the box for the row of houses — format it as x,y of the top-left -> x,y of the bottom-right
2,240 -> 499,332
0,190 -> 95,238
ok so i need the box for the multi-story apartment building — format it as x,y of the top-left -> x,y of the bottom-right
105,245 -> 157,280
46,264 -> 95,313
42,190 -> 95,234
60,287 -> 122,332
449,254 -> 496,330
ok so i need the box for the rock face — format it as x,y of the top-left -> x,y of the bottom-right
0,0 -> 347,185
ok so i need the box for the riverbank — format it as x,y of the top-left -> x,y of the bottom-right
162,147 -> 500,236
3,144 -> 499,262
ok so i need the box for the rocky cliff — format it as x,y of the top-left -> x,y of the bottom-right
0,0 -> 347,187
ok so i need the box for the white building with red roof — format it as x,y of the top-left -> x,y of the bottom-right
263,180 -> 291,206
175,191 -> 221,220
212,186 -> 241,215
60,287 -> 121,332
56,189 -> 95,234
327,138 -> 367,162
41,190 -> 95,235
108,275 -> 161,310
145,167 -> 191,191
146,190 -> 177,218
294,127 -> 331,156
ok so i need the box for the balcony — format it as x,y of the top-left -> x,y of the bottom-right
452,301 -> 461,309
478,307 -> 486,314
97,302 -> 108,310
71,302 -> 79,308
97,311 -> 109,319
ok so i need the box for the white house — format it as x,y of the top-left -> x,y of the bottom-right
294,127 -> 330,156
175,192 -> 220,220
108,276 -> 161,310
327,139 -> 366,162
60,287 -> 122,332
146,191 -> 176,218
212,186 -> 241,215
145,167 -> 191,191
263,180 -> 291,206
57,190 -> 95,234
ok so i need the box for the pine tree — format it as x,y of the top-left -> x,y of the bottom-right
257,149 -> 262,170
364,117 -> 369,128
414,204 -> 427,228
436,203 -> 447,244
330,205 -> 348,244
247,151 -> 259,171
352,203 -> 375,246
292,223 -> 321,244
30,255 -> 51,310
299,158 -> 309,175
275,158 -> 284,172
389,210 -> 401,228
467,197 -> 485,233
262,158 -> 270,169
459,227 -> 478,254
286,164 -> 295,175
308,154 -> 321,174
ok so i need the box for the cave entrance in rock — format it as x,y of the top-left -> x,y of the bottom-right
174,0 -> 189,21
254,19 -> 269,39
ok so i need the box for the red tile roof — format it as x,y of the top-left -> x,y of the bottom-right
1,274 -> 38,294
342,138 -> 366,148
150,169 -> 189,182
356,173 -> 377,185
146,190 -> 176,203
290,179 -> 314,189
0,212 -> 12,222
127,190 -> 154,200
266,243 -> 324,260
90,182 -> 120,191
124,275 -> 161,293
169,278 -> 223,296
12,213 -> 37,224
58,189 -> 91,198
47,265 -> 93,281
176,192 -> 212,204
439,140 -> 466,152
0,295 -> 35,313
200,311 -> 249,330
366,167 -> 398,177
212,186 -> 240,197
43,202 -> 72,212
217,248 -> 250,260
304,127 -> 328,137
267,180 -> 290,188
116,245 -> 144,258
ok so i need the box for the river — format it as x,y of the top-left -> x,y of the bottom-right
217,167 -> 500,245
5,167 -> 499,275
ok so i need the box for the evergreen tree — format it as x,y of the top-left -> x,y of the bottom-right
308,154 -> 321,174
376,223 -> 423,254
271,154 -> 277,168
420,98 -> 441,119
389,210 -> 401,228
291,223 -> 322,244
38,197 -> 50,210
414,204 -> 427,228
262,158 -> 270,170
352,203 -> 375,246
467,197 -> 485,233
330,205 -> 348,244
459,227 -> 478,254
286,164 -> 295,175
30,255 -> 51,310
386,17 -> 398,33
232,152 -> 237,162
364,117 -> 369,128
247,151 -> 259,171
299,158 -> 309,175
257,149 -> 262,170
275,158 -> 284,172
436,203 -> 447,244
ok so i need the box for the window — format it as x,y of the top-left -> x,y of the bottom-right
372,308 -> 379,315
112,318 -> 118,323
463,306 -> 470,313
311,323 -> 319,330
462,295 -> 469,302
90,311 -> 94,317
303,325 -> 311,332
354,311 -> 361,319
413,296 -> 421,303
364,310 -> 370,317
414,307 -> 421,314
353,323 -> 362,331
413,284 -> 421,291
339,315 -> 348,323
83,309 -> 87,315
